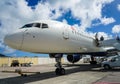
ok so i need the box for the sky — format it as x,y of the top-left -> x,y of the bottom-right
0,0 -> 120,57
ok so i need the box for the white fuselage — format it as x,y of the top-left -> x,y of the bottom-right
4,20 -> 105,54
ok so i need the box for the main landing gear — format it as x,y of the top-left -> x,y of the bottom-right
55,54 -> 65,75
90,56 -> 97,65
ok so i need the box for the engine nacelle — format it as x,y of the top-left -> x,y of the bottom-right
67,54 -> 82,63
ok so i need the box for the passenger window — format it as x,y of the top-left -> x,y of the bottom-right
42,23 -> 48,28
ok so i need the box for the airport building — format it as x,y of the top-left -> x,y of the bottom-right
0,54 -> 57,67
0,54 -> 68,67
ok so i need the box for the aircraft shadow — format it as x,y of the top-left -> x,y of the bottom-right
0,64 -> 120,84
63,63 -> 120,72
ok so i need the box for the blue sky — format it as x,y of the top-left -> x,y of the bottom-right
88,0 -> 120,34
0,0 -> 120,57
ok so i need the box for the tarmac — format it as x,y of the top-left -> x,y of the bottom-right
0,62 -> 120,84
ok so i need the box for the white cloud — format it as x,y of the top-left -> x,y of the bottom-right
97,32 -> 112,39
112,25 -> 120,33
62,19 -> 68,24
48,0 -> 114,30
34,2 -> 53,20
101,17 -> 115,25
3,46 -> 16,54
0,0 -> 53,54
86,32 -> 112,40
0,0 -> 115,36
92,17 -> 115,26
0,0 -> 32,54
72,24 -> 112,40
117,4 -> 120,11
0,41 -> 5,48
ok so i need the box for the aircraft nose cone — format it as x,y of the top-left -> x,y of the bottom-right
4,32 -> 23,50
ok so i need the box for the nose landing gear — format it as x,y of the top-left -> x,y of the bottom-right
90,56 -> 97,65
55,68 -> 65,75
55,54 -> 65,75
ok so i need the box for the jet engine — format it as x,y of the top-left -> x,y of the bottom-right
67,54 -> 82,63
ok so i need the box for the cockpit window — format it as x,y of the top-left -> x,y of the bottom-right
21,23 -> 41,28
21,23 -> 48,29
42,23 -> 48,28
22,23 -> 34,28
34,23 -> 41,28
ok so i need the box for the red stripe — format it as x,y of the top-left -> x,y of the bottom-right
93,82 -> 120,84
71,26 -> 75,30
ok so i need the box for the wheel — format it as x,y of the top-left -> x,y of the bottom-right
21,74 -> 27,77
55,68 -> 65,75
60,68 -> 65,75
55,68 -> 60,75
90,61 -> 97,65
104,64 -> 111,70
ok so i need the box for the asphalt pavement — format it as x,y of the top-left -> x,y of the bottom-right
0,63 -> 120,84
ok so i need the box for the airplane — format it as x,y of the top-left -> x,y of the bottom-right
4,20 -> 120,75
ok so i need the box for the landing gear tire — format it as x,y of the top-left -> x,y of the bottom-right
21,74 -> 27,77
54,54 -> 65,75
90,61 -> 97,65
55,68 -> 65,75
90,56 -> 97,65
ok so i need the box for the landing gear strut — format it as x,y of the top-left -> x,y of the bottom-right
55,54 -> 65,75
90,56 -> 97,65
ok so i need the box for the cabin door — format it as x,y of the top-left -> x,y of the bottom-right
63,26 -> 69,39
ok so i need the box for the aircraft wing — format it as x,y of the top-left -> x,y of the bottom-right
100,38 -> 120,50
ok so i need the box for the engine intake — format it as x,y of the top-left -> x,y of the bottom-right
67,54 -> 82,63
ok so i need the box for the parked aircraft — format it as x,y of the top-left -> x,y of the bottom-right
4,20 -> 120,75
